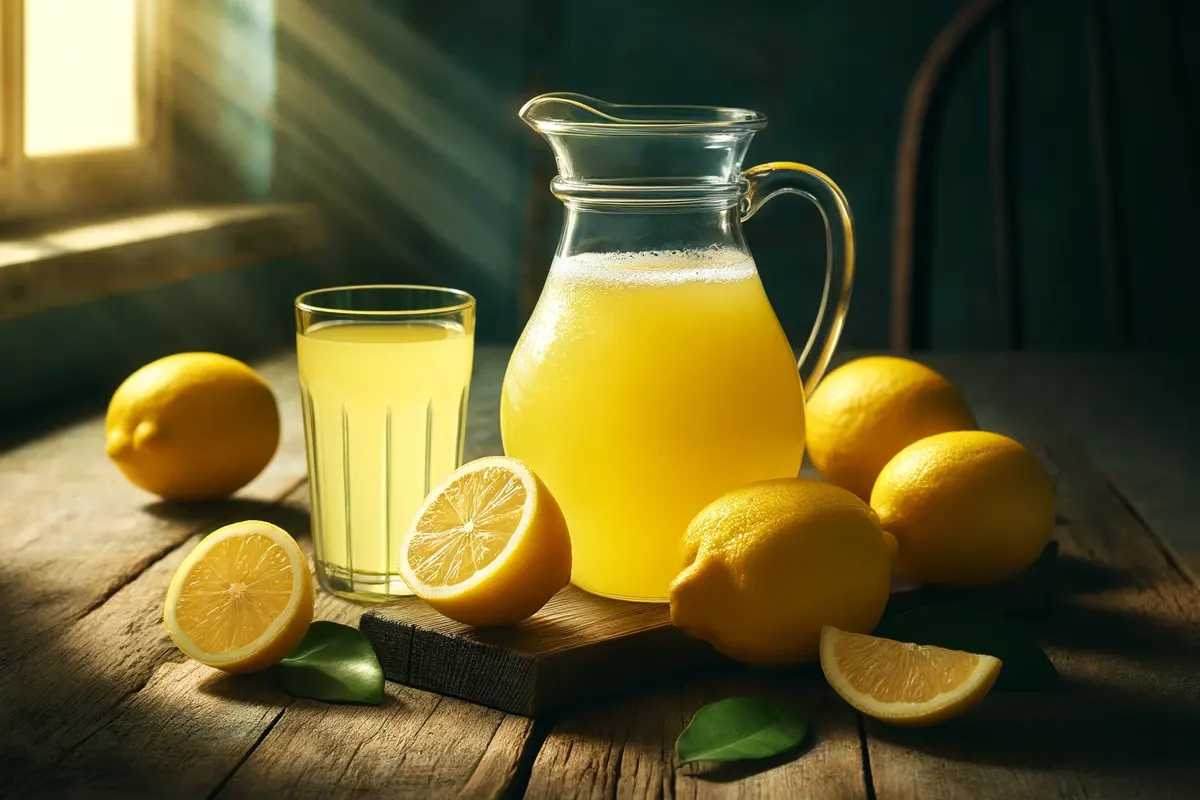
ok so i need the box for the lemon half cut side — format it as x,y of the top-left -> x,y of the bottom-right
164,520 -> 314,673
399,456 -> 571,627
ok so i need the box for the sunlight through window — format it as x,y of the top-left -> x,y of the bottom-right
24,0 -> 139,157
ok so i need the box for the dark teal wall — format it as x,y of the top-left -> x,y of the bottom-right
0,258 -> 304,418
274,0 -> 1199,350
272,0 -> 531,343
525,0 -> 965,351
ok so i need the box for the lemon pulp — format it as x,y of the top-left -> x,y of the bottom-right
164,520 -> 313,673
399,457 -> 570,627
407,464 -> 529,591
820,627 -> 1001,726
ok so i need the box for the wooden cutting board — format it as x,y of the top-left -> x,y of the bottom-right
360,541 -> 1059,717
359,586 -> 728,717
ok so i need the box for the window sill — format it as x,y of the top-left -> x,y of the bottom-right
0,203 -> 323,323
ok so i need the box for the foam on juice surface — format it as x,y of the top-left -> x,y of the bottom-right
548,248 -> 757,286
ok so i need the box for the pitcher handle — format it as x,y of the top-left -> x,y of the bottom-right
741,162 -> 855,397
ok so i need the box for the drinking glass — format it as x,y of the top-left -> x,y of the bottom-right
296,285 -> 475,601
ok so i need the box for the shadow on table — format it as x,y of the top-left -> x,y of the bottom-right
195,669 -> 403,712
872,567 -> 1200,780
0,400 -> 100,455
686,740 -> 815,784
866,675 -> 1200,774
1052,554 -> 1138,596
142,497 -> 312,538
1036,600 -> 1200,660
194,669 -> 285,703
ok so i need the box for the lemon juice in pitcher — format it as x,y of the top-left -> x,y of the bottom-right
502,249 -> 807,599
502,94 -> 855,601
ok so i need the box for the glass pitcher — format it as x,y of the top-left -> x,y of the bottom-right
501,93 -> 854,602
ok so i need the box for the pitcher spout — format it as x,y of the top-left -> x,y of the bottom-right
519,93 -> 766,133
519,93 -> 767,190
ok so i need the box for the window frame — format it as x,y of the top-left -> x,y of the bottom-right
0,0 -> 172,222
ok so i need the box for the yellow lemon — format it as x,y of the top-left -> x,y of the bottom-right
871,430 -> 1055,586
399,457 -> 571,627
821,627 -> 1001,726
106,353 -> 280,501
164,520 -> 314,673
669,479 -> 891,666
805,356 -> 977,500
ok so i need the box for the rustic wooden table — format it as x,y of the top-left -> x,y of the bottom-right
2,347 -> 1199,799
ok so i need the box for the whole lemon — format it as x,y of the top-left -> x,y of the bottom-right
669,478 -> 891,666
871,430 -> 1055,586
106,353 -> 280,501
805,356 -> 977,500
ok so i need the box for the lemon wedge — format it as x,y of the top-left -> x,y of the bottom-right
399,457 -> 571,627
164,520 -> 314,673
820,626 -> 1001,726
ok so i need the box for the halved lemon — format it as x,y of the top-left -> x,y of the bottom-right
399,457 -> 571,627
820,626 -> 1001,726
164,520 -> 314,673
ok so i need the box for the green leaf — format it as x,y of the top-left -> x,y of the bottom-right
676,697 -> 809,766
275,621 -> 385,705
874,604 -> 1060,690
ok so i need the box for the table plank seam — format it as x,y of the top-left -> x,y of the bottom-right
74,537 -> 195,624
75,474 -> 309,630
495,717 -> 551,800
56,695 -> 138,769
610,724 -> 637,795
1003,358 -> 1200,593
1038,426 -> 1200,592
468,713 -> 506,769
332,712 -> 392,789
206,705 -> 289,800
6,681 -> 154,797
372,694 -> 446,786
1095,464 -> 1199,591
460,714 -> 508,793
855,712 -> 877,800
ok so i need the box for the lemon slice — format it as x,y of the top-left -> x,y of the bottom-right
820,626 -> 1001,726
164,520 -> 314,673
399,457 -> 571,627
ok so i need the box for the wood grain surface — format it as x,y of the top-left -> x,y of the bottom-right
525,670 -> 867,800
362,587 -> 728,716
1,347 -> 1198,798
857,354 -> 1200,800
